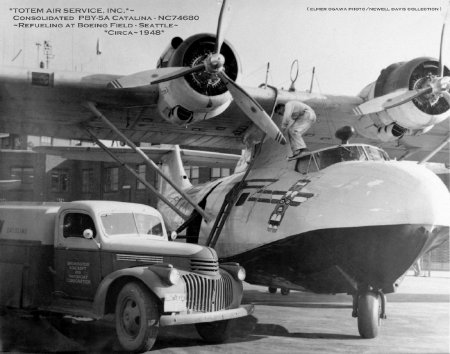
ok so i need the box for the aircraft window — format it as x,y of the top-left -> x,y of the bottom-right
295,155 -> 319,174
364,146 -> 389,161
63,213 -> 97,239
235,193 -> 250,206
101,212 -> 164,237
315,146 -> 367,170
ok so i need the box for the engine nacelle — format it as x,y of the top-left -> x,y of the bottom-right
156,34 -> 241,126
356,57 -> 450,142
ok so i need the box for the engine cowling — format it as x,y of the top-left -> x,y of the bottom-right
156,34 -> 241,125
356,57 -> 450,142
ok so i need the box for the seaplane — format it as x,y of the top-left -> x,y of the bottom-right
154,124 -> 450,339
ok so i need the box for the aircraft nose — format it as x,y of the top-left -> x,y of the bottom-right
309,160 -> 450,230
298,160 -> 450,292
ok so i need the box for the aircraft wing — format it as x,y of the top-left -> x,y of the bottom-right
1,66 -> 448,162
34,145 -> 241,169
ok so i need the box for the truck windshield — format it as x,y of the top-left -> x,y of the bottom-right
101,213 -> 164,237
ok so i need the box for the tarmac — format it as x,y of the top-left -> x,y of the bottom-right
0,272 -> 449,353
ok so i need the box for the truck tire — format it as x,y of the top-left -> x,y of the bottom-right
115,282 -> 160,352
195,319 -> 231,343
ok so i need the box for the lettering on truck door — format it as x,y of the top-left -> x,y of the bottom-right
54,211 -> 101,300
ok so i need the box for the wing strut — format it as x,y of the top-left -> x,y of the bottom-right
418,134 -> 450,164
84,101 -> 210,222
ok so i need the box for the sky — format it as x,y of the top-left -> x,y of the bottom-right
0,0 -> 448,95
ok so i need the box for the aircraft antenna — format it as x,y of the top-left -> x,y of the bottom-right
264,62 -> 270,88
309,67 -> 316,93
289,59 -> 299,92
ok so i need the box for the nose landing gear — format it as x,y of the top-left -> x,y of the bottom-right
352,288 -> 387,338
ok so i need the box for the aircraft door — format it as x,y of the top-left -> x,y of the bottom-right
54,211 -> 101,300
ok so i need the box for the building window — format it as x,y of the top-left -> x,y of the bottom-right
104,167 -> 119,192
210,168 -> 230,181
10,167 -> 34,188
51,169 -> 70,192
40,136 -> 52,146
136,164 -> 146,190
185,166 -> 199,185
81,169 -> 94,193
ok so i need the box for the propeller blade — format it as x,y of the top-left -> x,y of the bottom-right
439,5 -> 449,77
353,87 -> 432,115
108,67 -> 195,89
439,21 -> 446,77
215,0 -> 232,54
218,71 -> 286,145
150,64 -> 205,85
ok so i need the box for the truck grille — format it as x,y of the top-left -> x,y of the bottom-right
182,273 -> 233,312
190,258 -> 219,275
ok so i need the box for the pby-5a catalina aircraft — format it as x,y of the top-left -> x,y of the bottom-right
154,127 -> 450,339
0,0 -> 450,162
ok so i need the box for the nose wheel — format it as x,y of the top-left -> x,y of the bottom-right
352,289 -> 387,339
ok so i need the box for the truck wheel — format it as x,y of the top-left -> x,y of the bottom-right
195,320 -> 231,343
357,291 -> 381,339
268,287 -> 277,294
115,282 -> 160,352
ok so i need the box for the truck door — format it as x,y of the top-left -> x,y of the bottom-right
54,211 -> 101,300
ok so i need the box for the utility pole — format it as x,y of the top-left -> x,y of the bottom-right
43,41 -> 54,69
35,42 -> 41,68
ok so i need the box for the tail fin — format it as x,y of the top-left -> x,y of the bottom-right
159,145 -> 192,197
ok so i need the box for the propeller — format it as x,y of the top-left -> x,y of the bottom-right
150,0 -> 286,145
354,10 -> 450,115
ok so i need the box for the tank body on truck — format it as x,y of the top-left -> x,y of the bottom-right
0,200 -> 251,352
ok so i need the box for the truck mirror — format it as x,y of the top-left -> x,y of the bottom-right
83,229 -> 94,239
170,231 -> 178,241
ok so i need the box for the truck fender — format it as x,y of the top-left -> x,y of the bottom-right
92,266 -> 186,317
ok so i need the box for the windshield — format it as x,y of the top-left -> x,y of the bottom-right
295,145 -> 389,174
101,212 -> 164,237
315,146 -> 366,170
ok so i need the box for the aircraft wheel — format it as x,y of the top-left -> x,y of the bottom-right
115,282 -> 160,352
196,319 -> 231,343
280,288 -> 290,295
357,291 -> 381,339
268,287 -> 277,294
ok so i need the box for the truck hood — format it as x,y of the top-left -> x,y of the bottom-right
101,236 -> 217,260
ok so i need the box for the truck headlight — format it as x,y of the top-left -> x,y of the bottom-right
220,262 -> 246,281
168,268 -> 181,285
237,266 -> 246,281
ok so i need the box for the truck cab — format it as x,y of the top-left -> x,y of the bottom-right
0,200 -> 251,352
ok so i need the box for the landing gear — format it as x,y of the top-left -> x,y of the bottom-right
268,287 -> 277,294
352,289 -> 386,339
280,288 -> 290,296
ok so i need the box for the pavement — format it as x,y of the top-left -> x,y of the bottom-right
0,272 -> 449,353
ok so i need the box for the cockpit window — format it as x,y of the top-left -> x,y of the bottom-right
314,146 -> 366,170
364,146 -> 389,161
101,212 -> 164,237
296,155 -> 319,174
295,145 -> 389,174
